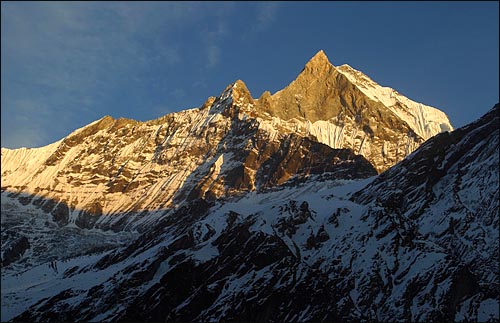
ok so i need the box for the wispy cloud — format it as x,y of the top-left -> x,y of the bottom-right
1,2 -> 280,148
255,2 -> 280,32
204,24 -> 227,68
201,21 -> 230,68
239,2 -> 281,41
206,45 -> 221,68
2,125 -> 49,149
0,2 -> 224,148
1,98 -> 60,148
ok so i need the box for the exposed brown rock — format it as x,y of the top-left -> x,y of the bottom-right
1,50 -> 446,229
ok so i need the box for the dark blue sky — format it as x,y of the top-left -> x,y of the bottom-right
2,1 -> 498,148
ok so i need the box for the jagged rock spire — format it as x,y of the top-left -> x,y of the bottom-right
303,50 -> 334,74
306,50 -> 331,66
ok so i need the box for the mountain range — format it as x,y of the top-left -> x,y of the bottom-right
1,51 -> 497,322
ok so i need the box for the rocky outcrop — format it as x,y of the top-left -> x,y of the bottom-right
251,50 -> 452,173
1,50 -> 451,232
7,105 -> 497,323
1,234 -> 30,266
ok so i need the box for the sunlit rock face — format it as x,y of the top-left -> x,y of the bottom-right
5,105 -> 497,323
1,50 -> 452,232
254,51 -> 453,172
2,50 -> 496,322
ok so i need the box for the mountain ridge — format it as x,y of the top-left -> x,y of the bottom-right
3,104 -> 497,323
1,50 -> 497,322
2,50 -> 453,230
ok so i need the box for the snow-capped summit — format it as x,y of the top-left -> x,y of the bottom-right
254,50 -> 453,171
1,50 -> 455,232
4,104 -> 497,323
1,50 -> 497,323
303,49 -> 331,72
336,63 -> 453,140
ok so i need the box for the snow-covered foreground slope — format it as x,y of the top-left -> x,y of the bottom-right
3,104 -> 497,322
0,178 -> 369,322
1,193 -> 135,271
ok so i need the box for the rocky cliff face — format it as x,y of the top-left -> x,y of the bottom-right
1,49 -> 496,322
4,105 -> 497,323
1,51 -> 452,233
253,50 -> 452,171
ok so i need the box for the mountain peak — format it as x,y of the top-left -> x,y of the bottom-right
219,79 -> 252,99
305,50 -> 332,69
214,79 -> 254,116
231,79 -> 254,106
232,79 -> 251,95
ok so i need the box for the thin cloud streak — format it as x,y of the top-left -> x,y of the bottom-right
3,2 -> 491,149
255,2 -> 280,32
1,2 -> 227,148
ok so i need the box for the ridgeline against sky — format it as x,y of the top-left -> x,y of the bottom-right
1,1 -> 498,148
